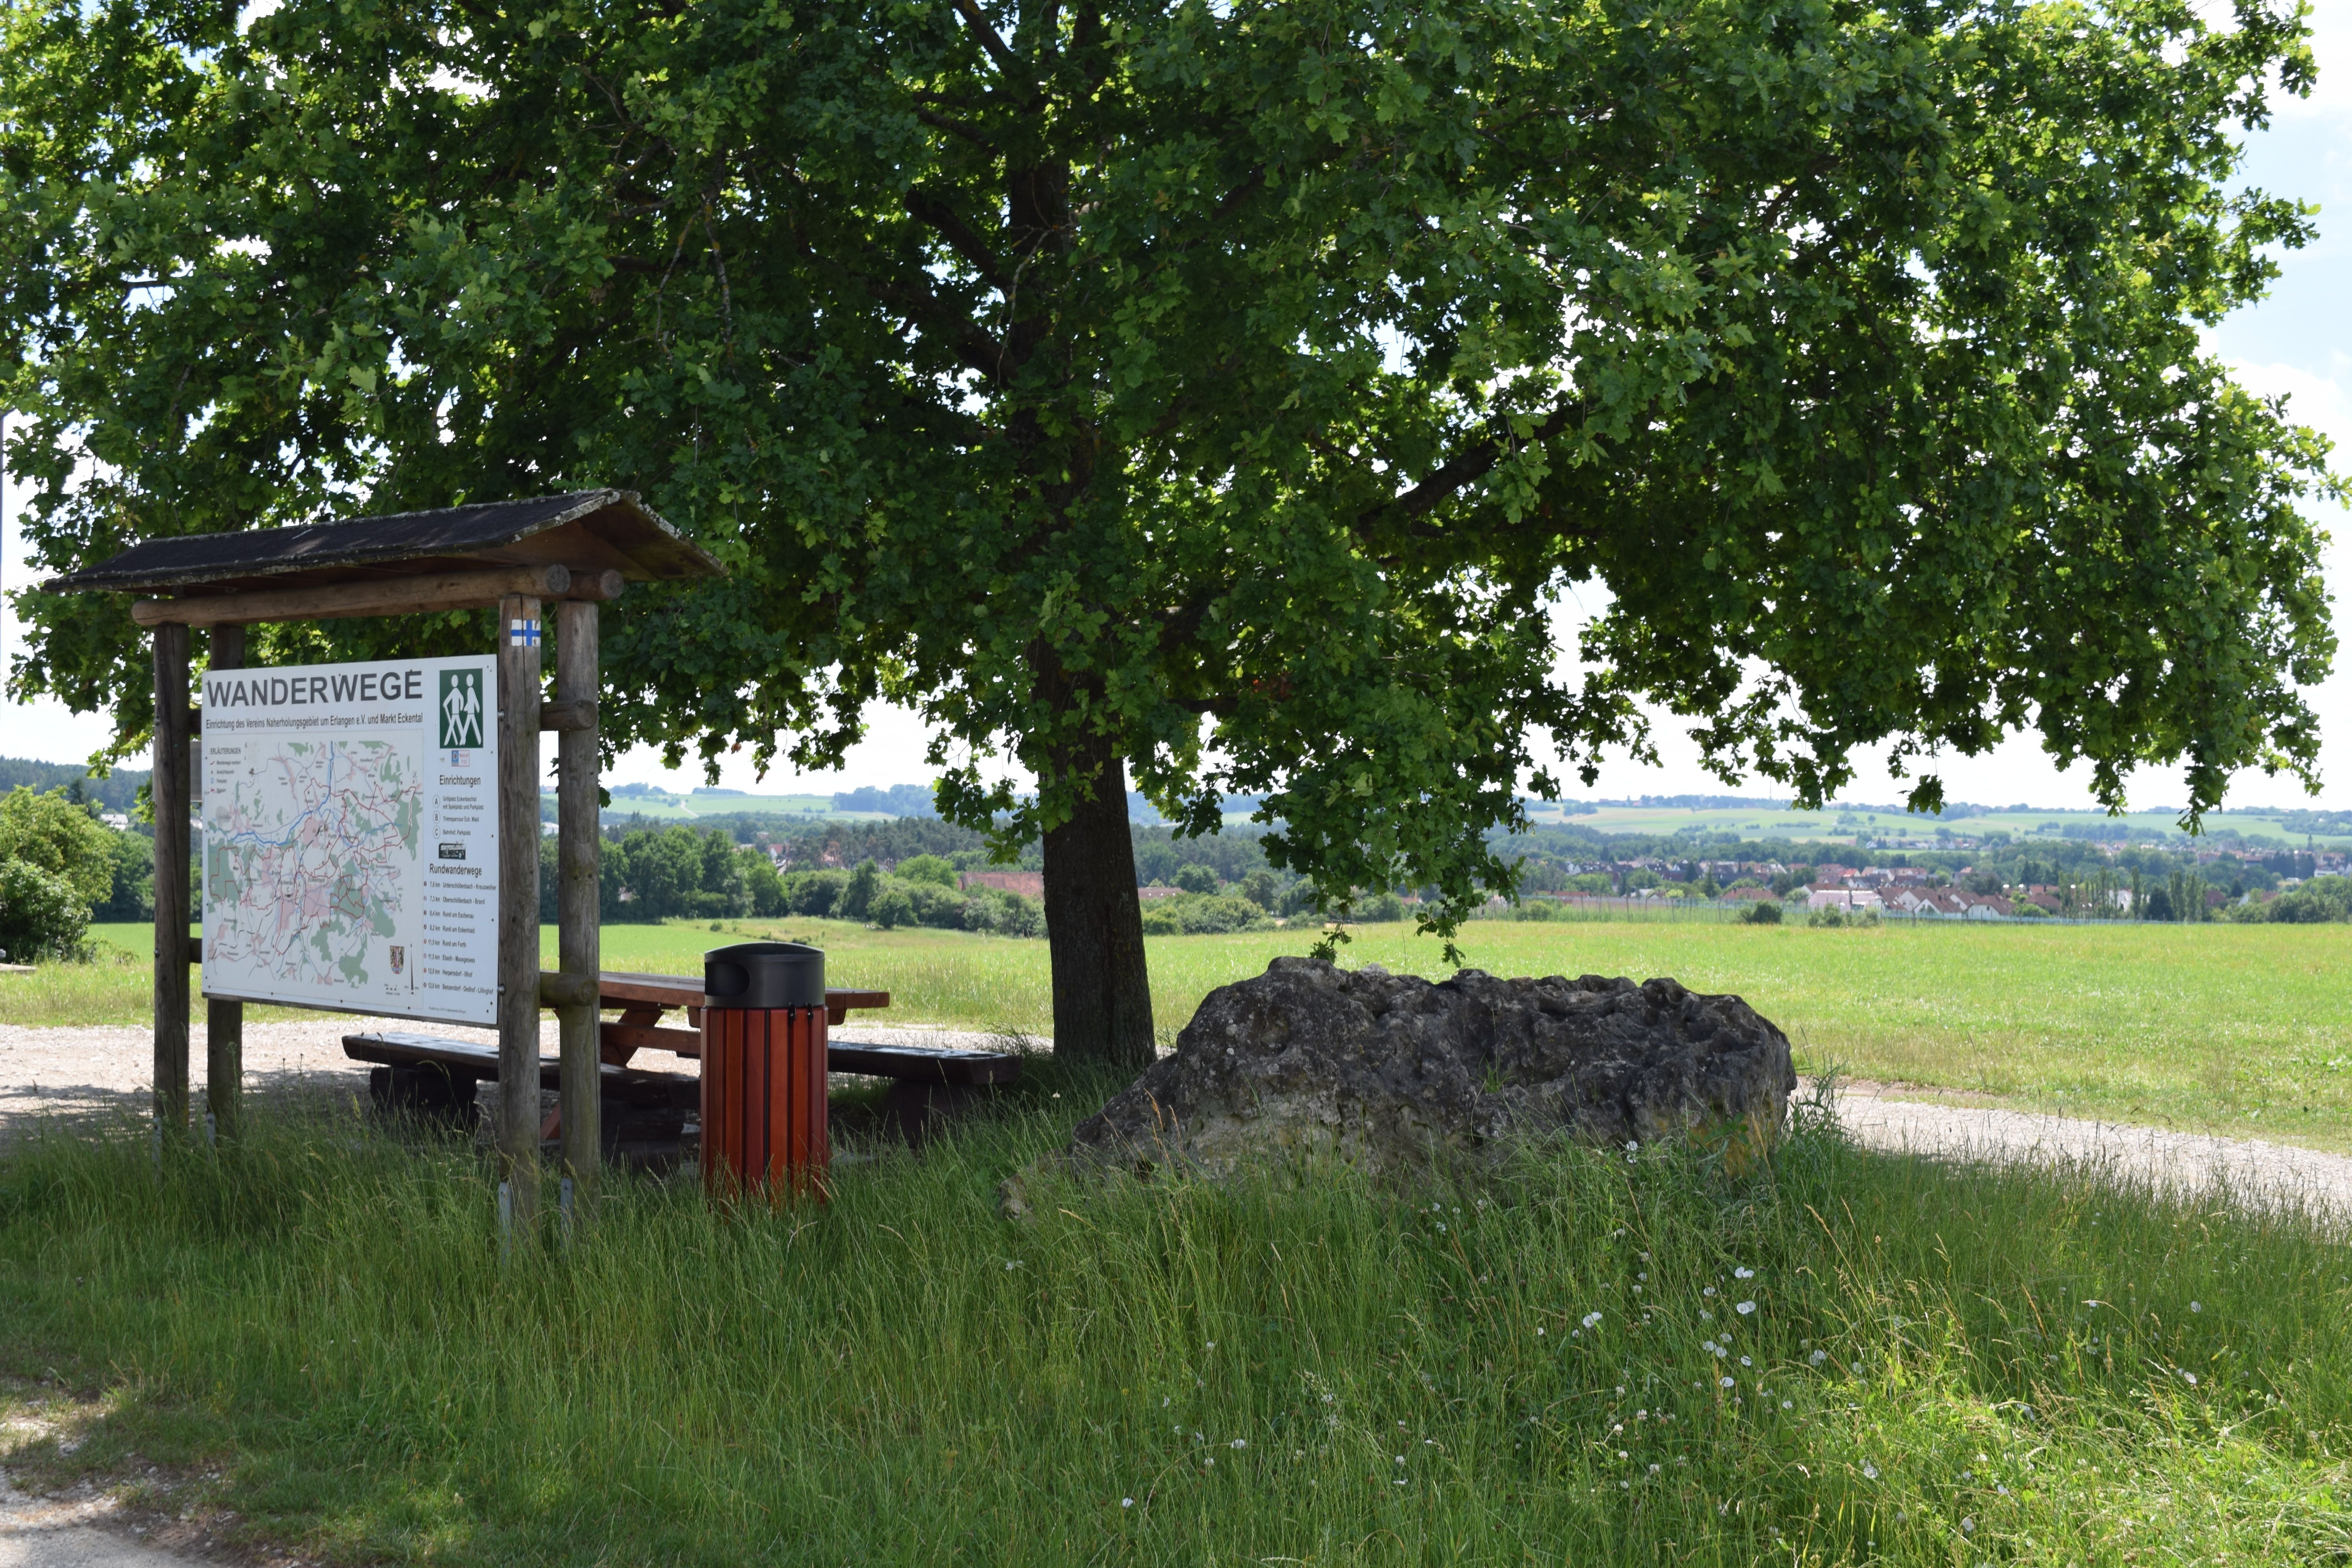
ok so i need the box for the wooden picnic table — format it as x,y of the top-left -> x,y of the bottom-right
349,967 -> 1015,1154
581,970 -> 892,1065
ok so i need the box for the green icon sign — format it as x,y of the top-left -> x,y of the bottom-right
438,668 -> 485,749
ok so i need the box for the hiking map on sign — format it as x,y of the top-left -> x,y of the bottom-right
199,655 -> 501,1027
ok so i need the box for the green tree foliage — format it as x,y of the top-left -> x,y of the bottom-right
867,884 -> 917,930
94,828 -> 153,922
543,824 -> 769,921
1171,862 -> 1221,896
2252,876 -> 2352,922
788,870 -> 848,918
0,0 -> 2334,1061
0,857 -> 87,962
0,788 -> 114,908
895,855 -> 960,889
841,862 -> 882,922
1136,893 -> 1272,936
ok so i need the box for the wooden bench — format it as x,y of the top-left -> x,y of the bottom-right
346,1031 -> 700,1165
345,1027 -> 1022,1152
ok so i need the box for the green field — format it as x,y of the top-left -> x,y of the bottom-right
40,916 -> 2352,1156
586,788 -> 889,824
1519,799 -> 2352,848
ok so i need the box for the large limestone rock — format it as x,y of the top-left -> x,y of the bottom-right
1060,957 -> 1795,1180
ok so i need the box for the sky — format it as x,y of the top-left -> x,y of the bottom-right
6,9 -> 2350,811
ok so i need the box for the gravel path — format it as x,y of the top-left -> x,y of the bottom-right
1824,1078 -> 2352,1222
0,1476 -> 184,1568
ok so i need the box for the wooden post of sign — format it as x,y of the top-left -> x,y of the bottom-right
205,624 -> 246,1142
151,621 -> 191,1139
496,595 -> 544,1228
555,598 -> 601,1209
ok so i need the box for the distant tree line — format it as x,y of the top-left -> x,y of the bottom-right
0,757 -> 146,813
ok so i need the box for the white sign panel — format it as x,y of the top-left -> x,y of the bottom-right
200,655 -> 500,1027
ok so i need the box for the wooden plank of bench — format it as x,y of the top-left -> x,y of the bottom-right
826,1042 -> 1022,1087
592,1022 -> 1016,1086
344,1032 -> 500,1075
343,1033 -> 694,1101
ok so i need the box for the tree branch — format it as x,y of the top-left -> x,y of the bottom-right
1355,401 -> 1583,536
905,191 -> 1013,291
855,270 -> 1007,381
949,0 -> 1037,91
913,107 -> 1000,153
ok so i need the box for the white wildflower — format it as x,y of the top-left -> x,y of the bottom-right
1736,1301 -> 1757,1316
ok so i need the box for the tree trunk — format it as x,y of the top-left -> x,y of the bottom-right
1040,737 -> 1155,1070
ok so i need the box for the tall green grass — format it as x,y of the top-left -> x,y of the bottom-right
1,1083 -> 2345,1564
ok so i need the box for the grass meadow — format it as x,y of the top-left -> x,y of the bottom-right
30,915 -> 2352,1155
0,1084 -> 2346,1566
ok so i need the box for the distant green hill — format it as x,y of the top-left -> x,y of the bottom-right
566,785 -> 893,826
0,755 -> 146,813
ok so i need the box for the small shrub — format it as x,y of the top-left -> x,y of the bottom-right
0,858 -> 91,962
1139,893 -> 1272,935
842,860 -> 881,919
1741,900 -> 1783,926
0,787 -> 114,908
987,889 -> 1046,938
785,869 -> 847,918
1512,900 -> 1555,922
867,884 -> 916,929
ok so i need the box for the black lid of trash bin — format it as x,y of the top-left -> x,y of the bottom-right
703,942 -> 826,1010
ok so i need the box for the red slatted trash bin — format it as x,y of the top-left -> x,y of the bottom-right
700,942 -> 829,1200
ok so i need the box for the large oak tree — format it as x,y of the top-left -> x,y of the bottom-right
1,0 -> 2336,1066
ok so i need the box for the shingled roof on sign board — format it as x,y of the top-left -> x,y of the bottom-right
43,489 -> 721,599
